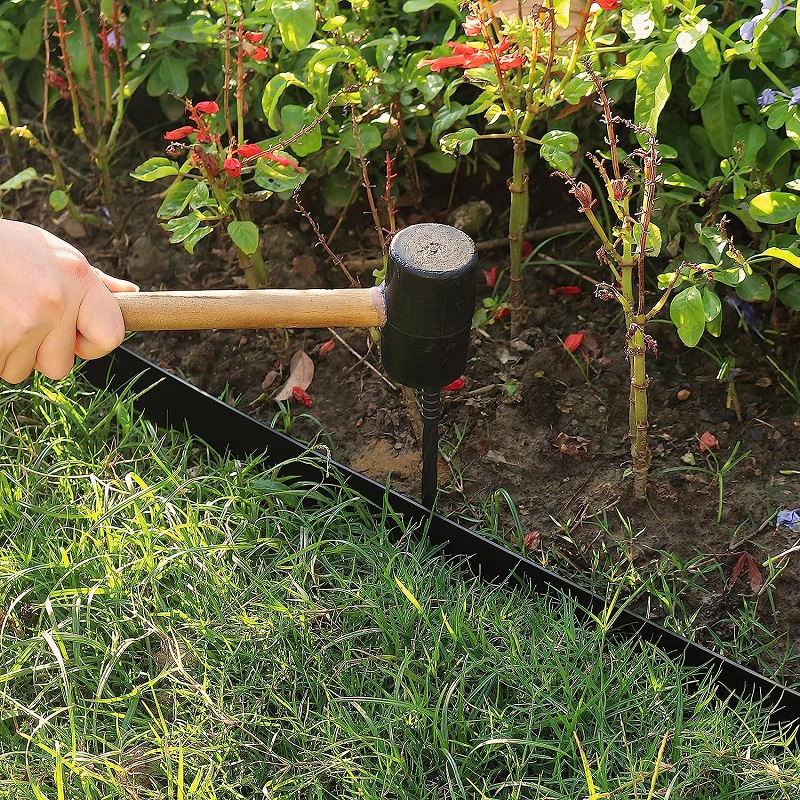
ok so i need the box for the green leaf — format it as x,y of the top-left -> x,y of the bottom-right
394,576 -> 423,613
280,105 -> 322,157
688,31 -> 721,77
402,0 -> 460,13
733,122 -> 766,168
540,129 -> 579,173
736,272 -> 771,302
440,128 -> 479,157
18,14 -> 42,61
158,180 -> 197,219
253,159 -> 306,194
0,100 -> 8,129
272,0 -> 316,52
660,164 -> 705,192
49,190 -> 70,212
670,286 -> 706,347
153,53 -> 189,98
749,191 -> 800,223
762,246 -> 800,269
164,214 -> 201,244
182,225 -> 213,254
700,71 -> 742,158
261,73 -> 306,131
418,151 -> 457,174
0,166 -> 37,192
0,21 -> 20,56
131,157 -> 181,183
634,43 -> 677,138
777,273 -> 800,309
227,220 -> 260,255
702,286 -> 722,322
633,221 -> 662,256
339,123 -> 382,156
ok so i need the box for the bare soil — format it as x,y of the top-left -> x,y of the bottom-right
9,141 -> 800,685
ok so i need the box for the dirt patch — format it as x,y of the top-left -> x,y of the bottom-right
9,148 -> 800,683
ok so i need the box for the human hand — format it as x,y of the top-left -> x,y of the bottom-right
0,219 -> 139,384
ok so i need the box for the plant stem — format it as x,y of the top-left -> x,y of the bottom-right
508,135 -> 529,337
629,316 -> 651,500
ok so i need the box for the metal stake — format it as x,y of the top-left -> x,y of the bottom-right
421,388 -> 441,508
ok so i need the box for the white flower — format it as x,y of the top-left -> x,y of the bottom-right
676,18 -> 710,52
676,31 -> 696,51
631,11 -> 655,40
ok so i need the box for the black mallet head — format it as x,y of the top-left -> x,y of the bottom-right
381,223 -> 478,390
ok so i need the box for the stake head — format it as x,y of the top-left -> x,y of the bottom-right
382,223 -> 477,390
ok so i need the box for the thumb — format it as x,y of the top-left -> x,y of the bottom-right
92,267 -> 139,293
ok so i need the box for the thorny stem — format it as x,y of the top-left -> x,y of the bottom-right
235,21 -> 246,147
223,3 -> 234,143
72,0 -> 101,131
569,65 -> 673,500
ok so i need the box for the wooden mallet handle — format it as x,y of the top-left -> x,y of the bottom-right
116,287 -> 386,331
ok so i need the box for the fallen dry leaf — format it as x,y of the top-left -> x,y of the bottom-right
729,552 -> 763,594
274,351 -> 314,401
261,370 -> 279,391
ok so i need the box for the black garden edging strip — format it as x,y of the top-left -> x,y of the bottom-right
85,346 -> 800,727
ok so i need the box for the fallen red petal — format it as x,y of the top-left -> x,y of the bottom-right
483,266 -> 498,287
443,377 -> 466,391
554,285 -> 582,296
493,306 -> 511,321
291,386 -> 312,407
699,431 -> 719,452
564,332 -> 584,353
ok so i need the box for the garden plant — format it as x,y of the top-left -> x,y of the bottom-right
0,0 -> 799,795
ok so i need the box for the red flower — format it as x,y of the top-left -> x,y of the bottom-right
194,101 -> 219,115
554,285 -> 582,296
164,126 -> 196,141
463,15 -> 482,36
563,332 -> 585,353
243,31 -> 264,43
292,386 -> 312,407
443,377 -> 466,391
224,157 -> 242,177
596,0 -> 621,8
46,68 -> 70,94
493,306 -> 511,321
497,53 -> 526,71
420,39 -> 524,72
483,266 -> 498,287
521,240 -> 533,258
246,45 -> 269,61
237,143 -> 266,159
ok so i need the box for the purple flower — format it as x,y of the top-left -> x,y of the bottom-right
724,295 -> 764,338
776,509 -> 800,532
758,87 -> 779,107
740,0 -> 789,41
790,86 -> 800,106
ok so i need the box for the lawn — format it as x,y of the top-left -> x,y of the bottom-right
0,372 -> 798,799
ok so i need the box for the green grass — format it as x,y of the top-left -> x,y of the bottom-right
0,374 -> 798,799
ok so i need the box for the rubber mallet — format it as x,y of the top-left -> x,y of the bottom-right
116,223 -> 478,507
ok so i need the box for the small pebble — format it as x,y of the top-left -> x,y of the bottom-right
676,389 -> 691,401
